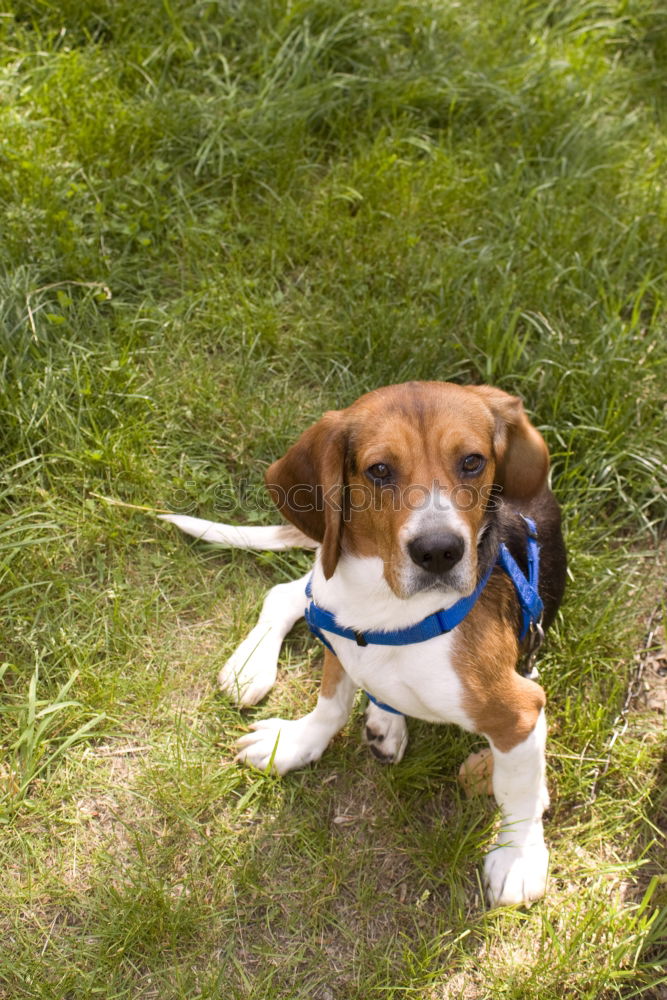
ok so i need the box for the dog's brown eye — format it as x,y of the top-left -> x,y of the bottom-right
461,454 -> 485,475
366,462 -> 392,483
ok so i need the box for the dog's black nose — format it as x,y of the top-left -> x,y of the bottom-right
408,532 -> 465,574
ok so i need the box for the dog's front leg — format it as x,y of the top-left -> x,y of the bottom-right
483,690 -> 550,908
235,649 -> 357,774
219,572 -> 311,706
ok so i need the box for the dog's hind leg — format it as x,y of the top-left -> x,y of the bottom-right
219,571 -> 311,706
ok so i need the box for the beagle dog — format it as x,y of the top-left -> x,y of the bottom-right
162,381 -> 566,907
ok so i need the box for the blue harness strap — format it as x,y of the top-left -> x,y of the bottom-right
365,692 -> 404,715
304,515 -> 544,715
497,516 -> 543,641
304,562 -> 495,652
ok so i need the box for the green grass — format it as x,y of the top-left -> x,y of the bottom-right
1,0 -> 666,996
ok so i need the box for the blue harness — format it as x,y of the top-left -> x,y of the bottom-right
304,517 -> 544,715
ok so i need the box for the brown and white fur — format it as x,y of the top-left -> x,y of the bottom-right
161,381 -> 566,907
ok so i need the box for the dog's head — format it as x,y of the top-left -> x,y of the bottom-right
265,381 -> 549,598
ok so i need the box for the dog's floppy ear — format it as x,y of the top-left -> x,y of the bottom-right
471,386 -> 549,500
265,410 -> 347,579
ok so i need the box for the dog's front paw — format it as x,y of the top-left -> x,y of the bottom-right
483,838 -> 549,907
363,702 -> 408,763
235,716 -> 329,775
218,625 -> 281,706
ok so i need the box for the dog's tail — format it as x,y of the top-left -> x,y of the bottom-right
159,514 -> 317,551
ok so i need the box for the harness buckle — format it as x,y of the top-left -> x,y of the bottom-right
520,618 -> 545,679
354,630 -> 368,647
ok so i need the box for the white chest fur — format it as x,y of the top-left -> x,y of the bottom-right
311,554 -> 475,729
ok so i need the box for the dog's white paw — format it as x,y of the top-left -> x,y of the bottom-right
363,702 -> 408,763
484,838 -> 549,907
218,625 -> 281,706
235,716 -> 329,775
